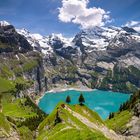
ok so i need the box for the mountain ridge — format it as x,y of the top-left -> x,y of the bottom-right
0,20 -> 140,93
16,24 -> 140,55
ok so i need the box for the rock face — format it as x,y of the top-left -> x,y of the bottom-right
0,22 -> 45,94
125,102 -> 140,138
0,24 -> 32,53
133,103 -> 140,117
125,115 -> 140,138
0,21 -> 140,93
40,26 -> 140,93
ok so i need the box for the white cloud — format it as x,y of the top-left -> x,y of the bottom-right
125,21 -> 140,32
125,21 -> 139,27
133,26 -> 140,32
58,0 -> 111,29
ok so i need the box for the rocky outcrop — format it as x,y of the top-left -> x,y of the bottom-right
133,103 -> 140,117
125,116 -> 140,138
0,25 -> 32,53
0,23 -> 45,94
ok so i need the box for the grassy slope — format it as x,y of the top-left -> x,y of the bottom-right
0,77 -> 14,93
0,53 -> 40,84
105,91 -> 140,133
0,78 -> 16,137
0,77 -> 137,139
0,113 -> 11,137
0,77 -> 45,139
0,42 -> 43,139
105,110 -> 132,132
70,104 -> 104,125
37,104 -> 108,140
18,126 -> 33,140
2,95 -> 37,118
0,78 -> 37,119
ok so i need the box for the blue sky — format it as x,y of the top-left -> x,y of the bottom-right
0,0 -> 140,37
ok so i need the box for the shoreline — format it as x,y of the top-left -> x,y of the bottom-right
35,87 -> 93,105
46,87 -> 93,93
35,87 -> 131,105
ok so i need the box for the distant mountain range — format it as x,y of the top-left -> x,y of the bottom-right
16,24 -> 140,56
0,20 -> 140,140
0,20 -> 140,93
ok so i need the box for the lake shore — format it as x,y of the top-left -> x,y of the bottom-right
46,87 -> 93,93
35,86 -> 93,105
37,88 -> 131,119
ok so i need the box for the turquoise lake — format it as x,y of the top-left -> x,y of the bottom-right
38,89 -> 131,120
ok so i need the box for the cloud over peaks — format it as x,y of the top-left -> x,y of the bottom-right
125,21 -> 140,32
58,0 -> 111,29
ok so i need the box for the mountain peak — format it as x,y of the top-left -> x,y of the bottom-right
16,28 -> 30,36
31,33 -> 43,40
0,20 -> 10,26
122,26 -> 138,34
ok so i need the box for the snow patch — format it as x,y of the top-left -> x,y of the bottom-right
0,21 -> 10,26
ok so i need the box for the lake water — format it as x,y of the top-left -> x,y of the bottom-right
38,89 -> 131,120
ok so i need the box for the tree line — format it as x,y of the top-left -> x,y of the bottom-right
109,90 -> 140,119
65,93 -> 85,105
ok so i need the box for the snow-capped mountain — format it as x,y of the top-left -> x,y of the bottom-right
0,20 -> 140,93
16,28 -> 74,55
73,26 -> 120,51
48,33 -> 73,48
1,20 -> 140,64
18,26 -> 121,54
0,20 -> 10,26
16,23 -> 140,58
16,28 -> 53,55
1,20 -> 140,57
73,26 -> 140,53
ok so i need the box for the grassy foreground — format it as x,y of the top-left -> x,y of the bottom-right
37,104 -> 109,140
0,78 -> 46,140
0,76 -> 139,140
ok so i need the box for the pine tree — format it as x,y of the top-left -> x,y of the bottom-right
15,83 -> 24,98
119,104 -> 123,111
112,112 -> 114,118
79,93 -> 85,105
54,108 -> 61,125
109,113 -> 112,119
109,112 -> 114,119
66,95 -> 71,104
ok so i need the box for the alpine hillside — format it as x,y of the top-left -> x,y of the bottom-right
0,20 -> 140,140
